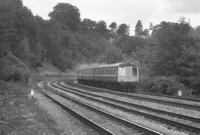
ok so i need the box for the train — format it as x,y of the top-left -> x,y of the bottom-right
77,62 -> 139,92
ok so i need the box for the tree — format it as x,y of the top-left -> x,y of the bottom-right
109,22 -> 117,38
99,45 -> 123,64
151,20 -> 200,92
135,20 -> 143,36
80,18 -> 96,32
143,29 -> 149,36
109,22 -> 117,31
49,3 -> 80,31
116,23 -> 129,36
95,20 -> 108,36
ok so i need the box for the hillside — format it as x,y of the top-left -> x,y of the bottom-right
37,62 -> 62,75
0,0 -> 200,95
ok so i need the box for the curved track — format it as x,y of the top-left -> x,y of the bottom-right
68,81 -> 200,111
42,82 -> 163,135
40,88 -> 114,135
52,80 -> 200,134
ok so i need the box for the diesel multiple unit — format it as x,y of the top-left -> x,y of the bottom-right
77,62 -> 139,92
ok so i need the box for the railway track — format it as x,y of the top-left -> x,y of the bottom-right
68,81 -> 200,111
49,80 -> 200,134
39,86 -> 111,135
40,83 -> 162,135
138,91 -> 200,103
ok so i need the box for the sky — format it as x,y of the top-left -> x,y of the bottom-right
22,0 -> 200,34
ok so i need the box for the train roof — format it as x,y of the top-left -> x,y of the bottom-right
78,62 -> 138,70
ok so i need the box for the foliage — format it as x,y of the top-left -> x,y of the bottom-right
80,18 -> 96,32
135,20 -> 143,36
116,23 -> 130,36
95,20 -> 108,36
98,44 -> 124,64
109,22 -> 117,38
48,3 -> 80,31
0,52 -> 30,84
151,20 -> 200,94
149,76 -> 187,95
1,0 -> 200,96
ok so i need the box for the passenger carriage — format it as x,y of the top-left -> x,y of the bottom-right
77,62 -> 139,92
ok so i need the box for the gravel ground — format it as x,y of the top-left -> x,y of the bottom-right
75,82 -> 200,107
44,90 -> 146,135
50,85 -> 193,135
35,90 -> 99,135
63,87 -> 200,128
130,93 -> 200,107
62,82 -> 200,119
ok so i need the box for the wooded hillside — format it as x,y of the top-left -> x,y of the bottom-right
0,0 -> 200,94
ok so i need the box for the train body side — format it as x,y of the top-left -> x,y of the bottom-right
77,63 -> 139,84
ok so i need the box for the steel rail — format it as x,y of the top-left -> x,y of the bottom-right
52,81 -> 200,133
68,81 -> 200,111
39,88 -> 115,135
43,83 -> 163,135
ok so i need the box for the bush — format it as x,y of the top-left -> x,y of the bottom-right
149,76 -> 187,96
0,52 -> 30,85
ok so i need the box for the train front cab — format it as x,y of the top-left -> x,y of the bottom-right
117,66 -> 139,82
117,65 -> 139,92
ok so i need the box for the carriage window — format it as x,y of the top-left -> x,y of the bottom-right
132,68 -> 137,76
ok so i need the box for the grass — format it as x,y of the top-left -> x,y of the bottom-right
0,75 -> 64,135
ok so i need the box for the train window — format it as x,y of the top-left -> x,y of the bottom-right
132,67 -> 137,76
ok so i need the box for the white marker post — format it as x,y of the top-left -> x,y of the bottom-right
177,90 -> 182,97
31,89 -> 34,99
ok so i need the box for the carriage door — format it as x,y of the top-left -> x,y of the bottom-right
125,66 -> 133,82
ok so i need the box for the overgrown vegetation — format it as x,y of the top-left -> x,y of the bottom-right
0,81 -> 61,135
